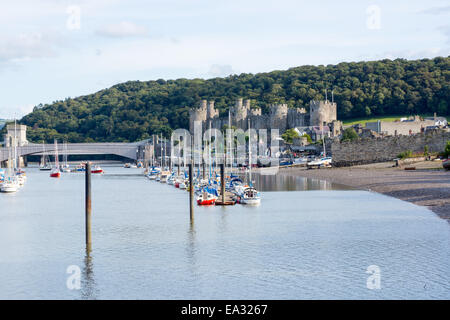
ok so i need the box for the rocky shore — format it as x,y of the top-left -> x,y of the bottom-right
277,161 -> 450,221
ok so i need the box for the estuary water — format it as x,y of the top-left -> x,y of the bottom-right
0,166 -> 449,299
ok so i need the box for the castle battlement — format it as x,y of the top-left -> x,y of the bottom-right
189,98 -> 337,133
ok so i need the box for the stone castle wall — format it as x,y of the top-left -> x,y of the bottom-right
189,98 -> 336,134
331,130 -> 450,167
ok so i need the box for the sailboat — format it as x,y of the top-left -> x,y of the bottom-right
238,119 -> 261,205
1,146 -> 19,193
50,140 -> 61,178
40,142 -> 52,171
61,141 -> 71,172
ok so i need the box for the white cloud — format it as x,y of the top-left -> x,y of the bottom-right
208,64 -> 235,77
0,32 -> 57,62
419,6 -> 450,15
96,21 -> 149,38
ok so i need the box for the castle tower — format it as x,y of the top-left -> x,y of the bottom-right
189,100 -> 208,133
232,98 -> 248,130
207,100 -> 219,119
309,100 -> 337,127
269,104 -> 288,132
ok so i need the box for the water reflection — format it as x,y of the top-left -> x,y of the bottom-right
186,220 -> 197,273
80,250 -> 98,300
252,173 -> 350,192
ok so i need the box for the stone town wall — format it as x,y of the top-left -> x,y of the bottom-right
331,130 -> 450,167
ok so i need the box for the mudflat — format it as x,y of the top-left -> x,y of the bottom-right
277,160 -> 450,221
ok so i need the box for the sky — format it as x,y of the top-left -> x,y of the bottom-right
0,0 -> 449,119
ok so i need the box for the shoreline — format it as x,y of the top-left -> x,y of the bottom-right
274,161 -> 450,221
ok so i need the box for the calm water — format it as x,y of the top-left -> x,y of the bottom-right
0,166 -> 449,299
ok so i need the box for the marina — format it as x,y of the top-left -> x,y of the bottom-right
0,165 -> 449,299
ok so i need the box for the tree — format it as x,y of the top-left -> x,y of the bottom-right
282,128 -> 300,144
341,127 -> 359,142
17,57 -> 450,143
443,141 -> 450,159
302,133 -> 312,144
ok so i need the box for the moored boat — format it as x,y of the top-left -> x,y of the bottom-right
50,169 -> 61,178
91,166 -> 103,174
197,192 -> 217,205
0,180 -> 19,193
238,187 -> 261,205
443,159 -> 450,170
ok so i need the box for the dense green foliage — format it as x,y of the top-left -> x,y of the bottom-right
341,127 -> 359,142
397,150 -> 413,159
302,133 -> 312,144
20,57 -> 450,143
443,141 -> 450,158
281,128 -> 300,144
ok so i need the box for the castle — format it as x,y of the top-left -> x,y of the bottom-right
189,98 -> 337,135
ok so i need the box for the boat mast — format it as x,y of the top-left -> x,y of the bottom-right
228,109 -> 233,176
14,118 -> 17,171
54,139 -> 59,169
209,121 -> 212,180
248,118 -> 252,186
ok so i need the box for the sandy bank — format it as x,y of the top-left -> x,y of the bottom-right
276,161 -> 450,221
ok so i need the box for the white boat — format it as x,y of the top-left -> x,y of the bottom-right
239,187 -> 261,205
307,157 -> 332,168
167,175 -> 175,185
17,175 -> 26,186
40,142 -> 52,171
61,142 -> 70,172
160,171 -> 170,183
1,180 -> 19,193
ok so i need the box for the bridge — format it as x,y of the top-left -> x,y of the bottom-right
0,123 -> 175,164
0,141 -> 158,163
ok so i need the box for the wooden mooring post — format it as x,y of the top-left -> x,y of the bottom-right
188,163 -> 194,220
85,162 -> 92,252
220,163 -> 225,203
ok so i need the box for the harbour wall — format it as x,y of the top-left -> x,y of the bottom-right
331,129 -> 450,167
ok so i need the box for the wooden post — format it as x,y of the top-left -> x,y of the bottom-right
85,162 -> 92,252
188,163 -> 194,220
220,163 -> 225,203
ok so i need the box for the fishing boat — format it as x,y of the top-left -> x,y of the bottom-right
50,140 -> 61,178
91,165 -> 103,174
